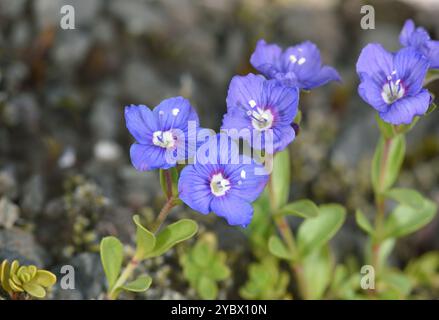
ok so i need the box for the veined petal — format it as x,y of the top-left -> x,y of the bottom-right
399,19 -> 415,46
129,143 -> 169,171
358,74 -> 389,112
226,73 -> 266,111
210,194 -> 253,227
153,96 -> 199,131
356,43 -> 393,83
125,105 -> 157,144
224,156 -> 269,203
394,47 -> 429,95
299,65 -> 341,90
250,39 -> 282,75
272,125 -> 296,153
281,41 -> 322,79
261,80 -> 299,124
178,165 -> 214,214
425,40 -> 439,68
380,89 -> 431,125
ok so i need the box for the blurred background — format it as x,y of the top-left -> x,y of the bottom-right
0,0 -> 438,299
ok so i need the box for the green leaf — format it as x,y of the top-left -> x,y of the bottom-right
271,149 -> 290,210
384,188 -> 425,209
122,275 -> 152,293
198,276 -> 218,300
268,236 -> 292,261
371,134 -> 405,194
303,246 -> 332,299
297,204 -> 346,257
384,199 -> 437,238
277,199 -> 319,219
147,219 -> 198,258
100,236 -> 124,290
380,271 -> 412,298
23,282 -> 46,298
159,168 -> 179,197
355,209 -> 373,235
132,215 -> 156,260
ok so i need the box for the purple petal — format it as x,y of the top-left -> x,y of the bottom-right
281,41 -> 322,79
358,74 -> 388,112
300,65 -> 341,90
262,80 -> 299,125
379,89 -> 431,125
125,105 -> 157,144
226,73 -> 266,111
250,39 -> 282,75
153,96 -> 199,131
210,194 -> 254,227
394,47 -> 429,95
356,43 -> 393,83
399,19 -> 415,46
130,143 -> 169,171
272,125 -> 296,153
425,40 -> 439,68
178,165 -> 214,214
224,156 -> 269,203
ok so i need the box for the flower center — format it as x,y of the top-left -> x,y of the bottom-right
381,71 -> 405,104
152,130 -> 175,148
210,173 -> 231,197
248,107 -> 274,131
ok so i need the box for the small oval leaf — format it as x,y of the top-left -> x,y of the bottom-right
355,209 -> 374,235
385,188 -> 425,209
100,236 -> 124,290
278,199 -> 319,219
147,219 -> 198,258
133,215 -> 156,260
122,275 -> 152,293
297,204 -> 346,257
268,236 -> 292,261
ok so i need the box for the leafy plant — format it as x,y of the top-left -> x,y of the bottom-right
0,260 -> 56,299
240,257 -> 290,300
180,233 -> 230,300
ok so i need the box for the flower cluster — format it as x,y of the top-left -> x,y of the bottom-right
125,40 -> 339,227
357,20 -> 436,125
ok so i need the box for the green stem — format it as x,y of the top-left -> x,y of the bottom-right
372,137 -> 392,280
107,169 -> 176,300
268,176 -> 309,299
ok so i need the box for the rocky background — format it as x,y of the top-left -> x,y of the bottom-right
0,0 -> 438,299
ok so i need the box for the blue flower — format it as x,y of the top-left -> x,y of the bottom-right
400,19 -> 439,69
178,134 -> 269,227
125,96 -> 199,171
221,73 -> 299,153
356,44 -> 431,125
250,39 -> 341,90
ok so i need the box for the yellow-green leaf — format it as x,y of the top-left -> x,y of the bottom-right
147,219 -> 198,258
122,275 -> 152,293
277,199 -> 319,219
133,215 -> 156,260
23,282 -> 46,298
34,270 -> 57,287
297,204 -> 346,257
100,236 -> 124,290
268,236 -> 292,261
270,150 -> 290,210
355,209 -> 373,235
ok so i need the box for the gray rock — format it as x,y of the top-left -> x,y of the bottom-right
90,98 -> 119,140
0,228 -> 49,267
52,253 -> 105,300
0,0 -> 27,19
0,197 -> 19,229
21,175 -> 45,218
